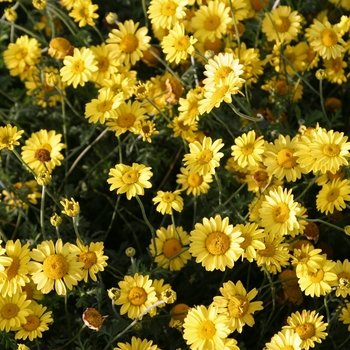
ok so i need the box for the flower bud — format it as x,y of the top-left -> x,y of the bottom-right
50,213 -> 62,227
60,198 -> 80,217
35,171 -> 52,186
125,247 -> 136,257
105,12 -> 118,24
315,69 -> 326,80
107,287 -> 120,302
48,37 -> 74,59
4,8 -> 18,22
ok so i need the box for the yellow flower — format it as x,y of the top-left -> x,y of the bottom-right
148,0 -> 187,30
262,5 -> 302,43
69,0 -> 99,27
324,56 -> 347,85
152,190 -> 184,215
191,0 -> 231,42
338,301 -> 350,331
283,310 -> 328,350
0,240 -> 31,297
231,130 -> 265,169
70,239 -> 108,282
115,273 -> 158,319
133,120 -> 159,143
331,259 -> 350,298
161,22 -> 197,64
3,35 -> 41,77
168,116 -> 198,139
48,37 -> 73,59
21,129 -> 65,174
176,166 -> 213,196
13,301 -> 53,341
183,136 -> 224,176
0,291 -> 31,332
306,17 -> 346,59
106,20 -> 151,66
4,8 -> 17,21
0,124 -> 24,151
149,224 -> 191,271
32,0 -> 47,10
28,239 -> 84,295
213,280 -> 263,333
265,329 -> 302,350
60,47 -> 98,88
60,198 -> 80,217
189,215 -> 244,271
107,163 -> 153,200
183,304 -> 232,350
316,178 -> 350,214
114,336 -> 161,350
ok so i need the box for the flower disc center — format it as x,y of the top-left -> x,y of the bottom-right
79,251 -> 97,269
295,323 -> 315,340
228,295 -> 249,317
187,173 -> 203,187
321,29 -> 338,47
197,150 -> 213,165
277,148 -> 297,169
122,170 -> 140,184
43,254 -> 68,280
198,319 -> 216,339
273,203 -> 290,223
322,144 -> 340,157
204,15 -> 220,31
128,286 -> 147,306
5,256 -> 20,280
163,238 -> 182,258
205,231 -> 230,255
1,303 -> 19,319
258,242 -> 275,257
327,188 -> 339,201
120,34 -> 139,53
118,113 -> 136,128
23,315 -> 40,331
274,17 -> 291,32
161,1 -> 177,16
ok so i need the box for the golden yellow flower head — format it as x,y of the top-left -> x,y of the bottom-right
0,124 -> 24,151
4,8 -> 17,22
48,37 -> 74,59
50,213 -> 62,227
35,172 -> 52,186
107,287 -> 121,302
32,0 -> 47,10
60,198 -> 80,217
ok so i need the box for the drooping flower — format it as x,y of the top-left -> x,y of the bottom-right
0,124 -> 24,151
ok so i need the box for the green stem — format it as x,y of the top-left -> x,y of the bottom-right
141,0 -> 149,28
105,195 -> 121,241
150,246 -> 190,274
146,98 -> 172,125
117,136 -> 123,163
319,78 -> 331,128
40,186 -> 47,240
211,110 -> 236,140
35,338 -> 41,350
295,174 -> 318,202
222,182 -> 246,207
65,293 -> 72,338
12,149 -> 36,177
228,102 -> 263,122
72,216 -> 84,244
171,211 -> 182,244
214,172 -> 222,206
299,217 -> 344,232
55,226 -> 61,239
62,324 -> 86,348
61,92 -> 68,178
92,24 -> 104,42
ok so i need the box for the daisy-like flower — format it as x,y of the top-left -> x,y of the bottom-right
169,303 -> 190,328
152,190 -> 184,215
258,186 -> 300,236
262,5 -> 302,43
85,88 -> 124,124
198,74 -> 244,115
256,233 -> 291,274
331,259 -> 350,298
339,302 -> 350,331
0,240 -> 31,297
106,100 -> 148,137
306,18 -> 346,60
0,124 -> 24,151
189,215 -> 244,271
148,0 -> 187,30
296,127 -> 350,174
69,0 -> 98,27
13,302 -> 53,341
28,239 -> 84,295
264,134 -> 305,182
212,280 -> 263,333
283,310 -> 328,350
60,47 -> 98,88
70,239 -> 108,282
168,116 -> 198,139
176,166 -> 213,196
298,259 -> 337,297
234,223 -> 265,262
60,198 -> 80,217
22,278 -> 44,301
107,163 -> 153,200
316,178 -> 350,214
149,225 -> 191,271
21,129 -> 65,174
203,52 -> 244,87
90,43 -> 119,85
191,0 -> 231,42
133,120 -> 159,143
324,56 -> 347,85
183,304 -> 232,350
115,273 -> 158,319
264,329 -> 302,350
178,87 -> 202,125
0,291 -> 31,332
183,136 -> 224,175
231,130 -> 265,169
3,35 -> 41,77
114,336 -> 161,350
161,22 -> 197,64
106,20 -> 151,66
101,72 -> 137,101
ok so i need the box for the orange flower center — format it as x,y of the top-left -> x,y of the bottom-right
1,303 -> 19,319
327,188 -> 339,201
122,170 -> 140,184
118,113 -> 136,128
174,36 -> 190,51
251,0 -> 269,11
332,58 -> 342,72
43,254 -> 68,280
79,251 -> 97,269
161,1 -> 177,16
252,170 -> 269,187
83,308 -> 104,330
128,287 -> 147,306
163,238 -> 182,258
258,242 -> 275,257
198,319 -> 216,339
277,148 -> 297,169
295,323 -> 315,340
240,233 -> 252,249
34,148 -> 51,162
197,150 -> 213,165
228,295 -> 249,317
204,15 -> 220,31
321,28 -> 338,47
5,256 -> 20,279
162,192 -> 175,202
97,57 -> 109,72
273,203 -> 290,223
274,17 -> 291,32
97,100 -> 113,113
309,269 -> 324,283
205,231 -> 230,255
322,144 -> 340,157
240,143 -> 254,155
23,315 -> 40,331
187,173 -> 203,187
204,38 -> 222,53
275,80 -> 288,95
338,272 -> 350,282
22,284 -> 33,300
120,34 -> 139,53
